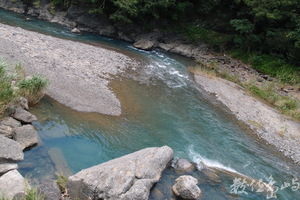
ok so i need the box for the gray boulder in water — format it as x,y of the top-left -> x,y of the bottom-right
12,107 -> 37,123
172,175 -> 202,200
67,146 -> 173,200
14,125 -> 39,150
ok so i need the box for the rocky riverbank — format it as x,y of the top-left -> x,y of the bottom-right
0,100 -> 39,199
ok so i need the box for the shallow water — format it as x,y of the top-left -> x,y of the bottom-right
1,8 -> 300,199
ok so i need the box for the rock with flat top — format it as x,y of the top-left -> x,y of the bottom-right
0,117 -> 22,128
0,136 -> 23,161
68,146 -> 173,200
14,125 -> 39,150
0,170 -> 27,200
13,107 -> 37,123
172,175 -> 201,200
0,162 -> 18,175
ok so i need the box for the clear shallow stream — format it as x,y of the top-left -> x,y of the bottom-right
0,8 -> 299,200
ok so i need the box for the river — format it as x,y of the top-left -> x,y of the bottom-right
0,8 -> 299,200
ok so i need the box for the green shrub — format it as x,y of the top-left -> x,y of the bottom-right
18,76 -> 48,105
231,50 -> 300,85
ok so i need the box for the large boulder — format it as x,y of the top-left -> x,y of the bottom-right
14,125 -> 39,150
0,136 -> 24,162
68,146 -> 173,200
0,170 -> 27,199
133,39 -> 154,51
172,175 -> 202,200
12,107 -> 37,123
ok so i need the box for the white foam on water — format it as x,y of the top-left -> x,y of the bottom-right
188,145 -> 239,174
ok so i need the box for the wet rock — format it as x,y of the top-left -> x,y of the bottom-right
172,175 -> 201,200
133,39 -> 154,50
151,188 -> 165,200
0,125 -> 14,138
71,27 -> 81,34
0,162 -> 18,175
0,136 -> 24,162
0,170 -> 27,199
68,146 -> 173,200
14,125 -> 39,150
12,107 -> 37,123
0,117 -> 22,128
174,158 -> 195,172
19,97 -> 29,110
201,168 -> 221,184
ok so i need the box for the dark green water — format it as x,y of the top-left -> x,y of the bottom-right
1,8 -> 299,200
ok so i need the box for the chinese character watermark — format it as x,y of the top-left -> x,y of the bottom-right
230,176 -> 299,199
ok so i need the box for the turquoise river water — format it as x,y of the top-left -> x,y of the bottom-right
0,8 -> 299,200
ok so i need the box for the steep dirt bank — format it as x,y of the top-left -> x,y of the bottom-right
194,74 -> 300,164
0,23 -> 138,115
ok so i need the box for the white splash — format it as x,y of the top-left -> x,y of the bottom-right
188,145 -> 239,173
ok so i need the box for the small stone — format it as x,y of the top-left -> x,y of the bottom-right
13,107 -> 37,123
14,125 -> 39,150
19,97 -> 29,110
172,175 -> 201,200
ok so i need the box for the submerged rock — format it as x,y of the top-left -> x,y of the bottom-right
172,175 -> 202,200
14,125 -> 39,150
12,107 -> 37,123
48,147 -> 73,177
0,136 -> 24,162
68,146 -> 173,200
0,170 -> 27,199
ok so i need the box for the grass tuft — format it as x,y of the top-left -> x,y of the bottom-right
24,187 -> 45,200
18,75 -> 48,105
56,174 -> 68,194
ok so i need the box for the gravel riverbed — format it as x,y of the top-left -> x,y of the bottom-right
0,23 -> 138,115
